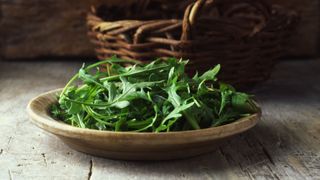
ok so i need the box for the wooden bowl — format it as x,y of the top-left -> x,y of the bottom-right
27,89 -> 261,160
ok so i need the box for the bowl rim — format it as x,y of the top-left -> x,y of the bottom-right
27,89 -> 261,139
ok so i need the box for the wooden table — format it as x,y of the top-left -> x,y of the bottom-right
0,59 -> 319,180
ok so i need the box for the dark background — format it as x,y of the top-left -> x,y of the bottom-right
0,0 -> 319,60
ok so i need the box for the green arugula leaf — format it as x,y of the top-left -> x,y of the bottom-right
51,57 -> 258,132
112,101 -> 130,109
199,64 -> 220,81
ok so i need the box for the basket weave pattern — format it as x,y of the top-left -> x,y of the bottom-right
87,0 -> 297,87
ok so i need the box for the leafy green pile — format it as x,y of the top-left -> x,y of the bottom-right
51,57 -> 259,132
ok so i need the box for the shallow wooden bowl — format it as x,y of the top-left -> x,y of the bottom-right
27,89 -> 261,160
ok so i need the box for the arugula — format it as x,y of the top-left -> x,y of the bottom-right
51,57 -> 259,132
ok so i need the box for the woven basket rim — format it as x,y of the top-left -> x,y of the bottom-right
87,0 -> 298,30
86,0 -> 299,88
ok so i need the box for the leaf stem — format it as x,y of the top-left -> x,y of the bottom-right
183,111 -> 200,130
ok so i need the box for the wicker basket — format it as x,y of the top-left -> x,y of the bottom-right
87,0 -> 298,88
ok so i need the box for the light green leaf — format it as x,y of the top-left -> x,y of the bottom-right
166,82 -> 181,107
163,102 -> 194,122
112,101 -> 130,109
199,64 -> 220,81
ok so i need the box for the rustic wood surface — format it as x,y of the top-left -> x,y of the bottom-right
0,0 -> 133,59
0,59 -> 320,179
0,0 -> 319,59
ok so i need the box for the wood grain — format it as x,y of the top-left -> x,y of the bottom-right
0,0 -> 135,59
0,59 -> 320,179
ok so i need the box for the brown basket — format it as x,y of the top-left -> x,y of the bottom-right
87,0 -> 298,88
